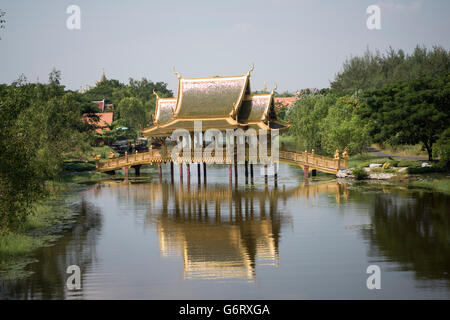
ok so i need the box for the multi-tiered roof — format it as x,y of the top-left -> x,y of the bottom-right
142,66 -> 290,137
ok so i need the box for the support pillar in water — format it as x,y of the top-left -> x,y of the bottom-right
203,138 -> 207,183
124,165 -> 129,178
274,162 -> 278,187
304,165 -> 309,177
203,162 -> 207,184
186,163 -> 190,185
245,160 -> 249,184
264,164 -> 268,184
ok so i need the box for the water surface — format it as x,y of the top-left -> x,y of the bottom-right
1,164 -> 449,299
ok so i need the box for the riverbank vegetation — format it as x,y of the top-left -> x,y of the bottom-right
0,70 -> 171,235
284,45 -> 450,169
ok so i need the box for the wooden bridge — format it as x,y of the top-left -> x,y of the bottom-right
94,67 -> 350,182
95,147 -> 349,179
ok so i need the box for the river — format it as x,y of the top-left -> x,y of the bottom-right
1,163 -> 449,299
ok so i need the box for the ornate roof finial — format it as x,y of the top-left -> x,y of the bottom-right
173,66 -> 181,79
247,63 -> 255,77
153,89 -> 160,99
271,83 -> 278,94
100,68 -> 106,82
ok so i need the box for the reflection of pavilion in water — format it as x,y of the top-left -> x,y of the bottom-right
94,178 -> 349,280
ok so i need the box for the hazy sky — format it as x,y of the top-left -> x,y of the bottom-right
0,0 -> 449,93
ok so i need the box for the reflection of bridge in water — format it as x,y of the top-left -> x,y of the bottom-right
95,179 -> 349,280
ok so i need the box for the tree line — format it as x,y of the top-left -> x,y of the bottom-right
284,45 -> 450,163
83,77 -> 172,141
0,70 -> 171,233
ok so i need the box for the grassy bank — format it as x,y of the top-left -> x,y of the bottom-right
407,176 -> 450,194
280,135 -> 450,193
0,166 -> 109,280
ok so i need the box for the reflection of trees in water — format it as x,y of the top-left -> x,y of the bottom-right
362,189 -> 450,285
0,200 -> 103,299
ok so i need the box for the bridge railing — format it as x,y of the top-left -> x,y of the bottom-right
96,147 -> 348,172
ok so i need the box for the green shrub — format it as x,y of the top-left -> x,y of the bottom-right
397,160 -> 421,167
388,160 -> 399,167
406,166 -> 446,174
352,167 -> 368,180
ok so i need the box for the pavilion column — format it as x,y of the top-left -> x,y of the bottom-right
250,163 -> 254,184
234,139 -> 238,183
170,162 -> 174,183
228,164 -> 232,185
179,163 -> 183,182
197,163 -> 201,184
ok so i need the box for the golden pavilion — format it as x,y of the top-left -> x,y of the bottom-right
141,65 -> 290,137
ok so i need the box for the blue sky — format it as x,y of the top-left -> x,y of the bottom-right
0,0 -> 449,93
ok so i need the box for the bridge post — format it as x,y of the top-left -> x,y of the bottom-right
342,147 -> 349,168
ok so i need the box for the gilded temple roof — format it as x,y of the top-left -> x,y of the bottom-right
175,75 -> 250,119
154,96 -> 176,124
238,94 -> 274,123
142,67 -> 289,137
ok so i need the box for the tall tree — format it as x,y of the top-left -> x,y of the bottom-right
360,74 -> 450,160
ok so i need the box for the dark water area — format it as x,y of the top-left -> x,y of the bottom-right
1,164 -> 449,299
